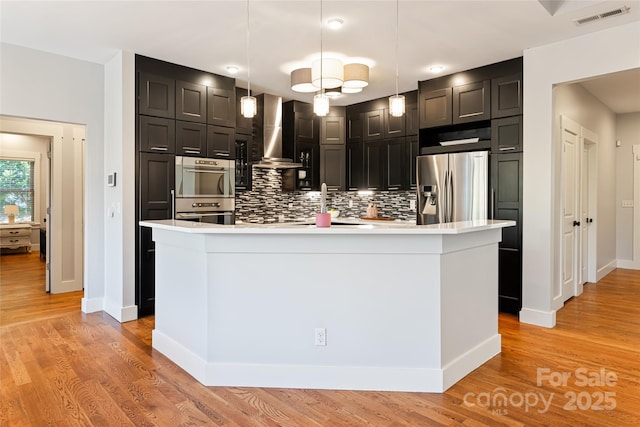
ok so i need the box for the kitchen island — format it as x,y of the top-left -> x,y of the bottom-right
140,219 -> 514,392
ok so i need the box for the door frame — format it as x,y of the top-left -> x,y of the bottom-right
581,127 -> 597,285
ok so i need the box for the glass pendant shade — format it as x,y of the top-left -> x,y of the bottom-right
311,58 -> 343,89
343,63 -> 369,88
241,95 -> 257,118
313,93 -> 330,116
389,94 -> 405,117
290,68 -> 317,93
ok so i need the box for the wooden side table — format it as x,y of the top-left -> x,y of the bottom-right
0,224 -> 32,253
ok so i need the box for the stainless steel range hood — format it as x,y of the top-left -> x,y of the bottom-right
252,93 -> 302,169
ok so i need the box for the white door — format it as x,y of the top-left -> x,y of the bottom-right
561,116 -> 580,302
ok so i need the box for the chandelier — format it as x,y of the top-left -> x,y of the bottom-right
291,61 -> 369,94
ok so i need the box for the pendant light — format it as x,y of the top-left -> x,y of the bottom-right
240,0 -> 257,118
313,0 -> 329,117
389,0 -> 405,117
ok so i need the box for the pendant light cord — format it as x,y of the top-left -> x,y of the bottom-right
394,0 -> 399,97
246,0 -> 251,97
320,0 -> 323,93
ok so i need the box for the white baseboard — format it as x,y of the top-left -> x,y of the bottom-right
596,260 -> 617,281
617,259 -> 640,270
81,297 -> 103,313
152,329 -> 500,393
104,299 -> 138,323
519,307 -> 556,328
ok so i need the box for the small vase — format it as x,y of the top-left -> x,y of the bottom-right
315,212 -> 331,227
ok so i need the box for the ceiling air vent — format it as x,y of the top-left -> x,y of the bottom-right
573,5 -> 630,25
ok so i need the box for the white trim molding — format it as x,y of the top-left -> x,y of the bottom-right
596,260 -> 617,282
519,308 -> 557,328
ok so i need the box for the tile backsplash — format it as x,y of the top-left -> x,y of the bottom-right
235,168 -> 417,223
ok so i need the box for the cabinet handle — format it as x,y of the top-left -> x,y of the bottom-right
184,150 -> 200,154
387,186 -> 400,191
10,239 -> 19,243
491,188 -> 495,219
327,187 -> 340,191
151,147 -> 168,151
215,153 -> 230,157
368,187 -> 379,191
499,147 -> 517,151
171,189 -> 175,221
9,231 -> 19,234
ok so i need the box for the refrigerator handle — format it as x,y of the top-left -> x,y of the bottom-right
491,187 -> 495,219
448,171 -> 453,222
443,170 -> 449,223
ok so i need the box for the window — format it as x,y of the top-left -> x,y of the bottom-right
0,159 -> 35,223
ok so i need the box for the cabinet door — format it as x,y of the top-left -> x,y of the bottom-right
406,135 -> 419,190
364,141 -> 385,190
176,80 -> 206,123
321,116 -> 345,145
207,125 -> 235,159
492,73 -> 522,118
405,92 -> 419,136
176,121 -> 206,156
386,138 -> 405,191
491,152 -> 523,314
320,145 -> 345,191
491,116 -> 522,154
453,80 -> 490,124
139,72 -> 175,119
295,112 -> 316,144
385,109 -> 405,138
139,152 -> 175,220
347,111 -> 364,144
138,226 -> 156,317
139,116 -> 175,153
207,87 -> 236,128
364,110 -> 384,141
420,88 -> 452,128
295,142 -> 319,190
347,142 -> 364,190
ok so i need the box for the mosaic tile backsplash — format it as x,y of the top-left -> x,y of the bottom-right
235,169 -> 417,223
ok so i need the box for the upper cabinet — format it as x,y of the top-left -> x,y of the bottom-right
207,87 -> 236,128
284,101 -> 318,146
420,88 -> 452,128
347,110 -> 364,144
452,80 -> 490,124
139,72 -> 175,119
405,91 -> 419,136
364,109 -> 385,141
176,80 -> 206,123
139,116 -> 175,154
491,73 -> 523,118
321,114 -> 345,145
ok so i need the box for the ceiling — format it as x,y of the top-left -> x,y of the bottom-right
1,0 -> 639,112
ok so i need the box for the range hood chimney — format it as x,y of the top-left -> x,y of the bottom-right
253,93 -> 302,169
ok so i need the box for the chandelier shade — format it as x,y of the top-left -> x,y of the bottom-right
343,63 -> 369,88
290,68 -> 317,93
311,57 -> 343,89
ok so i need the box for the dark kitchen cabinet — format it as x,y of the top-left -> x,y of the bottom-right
385,109 -> 405,139
492,116 -> 522,154
406,135 -> 419,190
321,115 -> 345,145
235,133 -> 252,190
386,138 -> 404,191
295,142 -> 320,190
347,110 -> 364,144
138,227 -> 156,317
320,145 -> 346,191
364,141 -> 385,191
207,125 -> 235,159
347,142 -> 364,190
405,91 -> 419,136
139,152 -> 175,221
283,101 -> 319,146
420,88 -> 452,128
139,115 -> 175,154
176,80 -> 206,123
139,72 -> 175,119
491,152 -> 523,315
176,121 -> 206,156
207,87 -> 236,128
235,87 -> 253,135
492,73 -> 522,118
453,80 -> 490,124
364,109 -> 384,141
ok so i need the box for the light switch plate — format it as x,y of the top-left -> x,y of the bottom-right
622,200 -> 634,208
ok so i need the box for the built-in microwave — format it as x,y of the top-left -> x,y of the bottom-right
175,156 -> 235,198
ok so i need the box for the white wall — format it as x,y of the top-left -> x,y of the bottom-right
0,43 -> 105,306
616,113 -> 640,264
553,83 -> 617,276
522,22 -> 640,327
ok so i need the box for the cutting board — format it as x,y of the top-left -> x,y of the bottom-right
360,216 -> 396,221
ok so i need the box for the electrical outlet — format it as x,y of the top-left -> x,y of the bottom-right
622,200 -> 634,208
314,328 -> 326,346
348,200 -> 353,208
410,199 -> 416,210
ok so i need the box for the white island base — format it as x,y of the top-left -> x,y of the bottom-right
141,220 -> 514,392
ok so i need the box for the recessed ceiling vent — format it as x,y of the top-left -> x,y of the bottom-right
573,5 -> 630,25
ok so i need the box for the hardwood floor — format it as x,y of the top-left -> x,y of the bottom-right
1,253 -> 639,426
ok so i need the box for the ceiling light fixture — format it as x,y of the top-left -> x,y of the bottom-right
313,0 -> 329,116
290,67 -> 317,92
341,86 -> 362,94
240,0 -> 257,118
327,17 -> 344,30
389,0 -> 405,117
325,87 -> 342,98
428,65 -> 444,73
226,65 -> 239,74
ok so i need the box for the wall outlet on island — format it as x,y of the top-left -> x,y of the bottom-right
410,199 -> 416,210
348,200 -> 353,208
314,328 -> 326,346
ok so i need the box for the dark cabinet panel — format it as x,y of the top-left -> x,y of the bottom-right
176,80 -> 206,123
492,116 -> 522,153
207,125 -> 235,159
405,91 -> 419,136
347,110 -> 364,144
385,109 -> 405,138
139,72 -> 175,119
453,80 -> 490,124
207,87 -> 236,128
347,142 -> 364,190
320,145 -> 345,191
235,133 -> 252,190
492,73 -> 522,118
138,226 -> 156,317
139,152 -> 175,220
406,135 -> 419,190
420,88 -> 452,128
491,152 -> 523,314
294,142 -> 320,190
364,110 -> 384,141
176,121 -> 206,156
139,116 -> 175,153
295,113 -> 316,144
321,116 -> 345,145
364,141 -> 385,190
386,138 -> 405,190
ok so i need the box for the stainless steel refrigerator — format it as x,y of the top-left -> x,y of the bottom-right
416,151 -> 489,225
